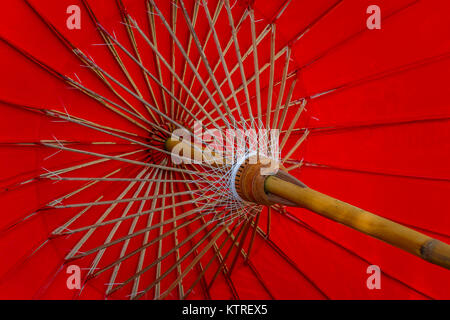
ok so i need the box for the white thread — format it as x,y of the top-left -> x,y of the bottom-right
229,151 -> 257,202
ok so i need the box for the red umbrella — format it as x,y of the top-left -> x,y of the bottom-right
0,0 -> 449,300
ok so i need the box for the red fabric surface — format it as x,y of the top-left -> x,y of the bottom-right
0,0 -> 449,299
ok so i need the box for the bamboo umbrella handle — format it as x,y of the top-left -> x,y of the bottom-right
265,176 -> 450,270
165,137 -> 450,269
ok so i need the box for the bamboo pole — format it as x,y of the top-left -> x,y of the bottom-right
265,176 -> 450,270
164,137 -> 450,269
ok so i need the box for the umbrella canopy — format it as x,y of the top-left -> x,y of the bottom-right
0,0 -> 449,299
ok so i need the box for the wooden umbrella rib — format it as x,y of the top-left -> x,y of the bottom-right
80,0 -> 145,101
180,0 -> 225,120
113,20 -> 224,132
179,0 -> 236,126
46,177 -> 194,183
77,50 -> 148,121
51,189 -> 201,209
197,22 -> 271,123
41,142 -> 213,176
224,0 -> 254,128
206,217 -> 249,291
218,8 -> 249,63
51,196 -> 103,236
182,219 -> 240,300
73,49 -> 188,134
51,170 -> 130,235
0,36 -> 152,132
215,213 -> 276,299
249,9 -> 262,126
45,109 -> 177,159
194,11 -> 270,116
179,170 -> 241,298
58,195 -> 215,237
184,0 -> 225,110
148,0 -> 231,129
0,157 -> 144,231
115,0 -> 161,122
209,47 -> 287,125
146,0 -> 170,115
280,99 -> 307,151
108,216 -> 216,297
101,213 -> 207,294
277,78 -> 297,133
27,103 -> 140,138
88,169 -> 155,280
65,168 -> 149,260
272,47 -> 291,129
24,0 -> 147,121
286,160 -> 304,172
211,36 -> 306,126
266,24 -> 276,129
177,0 -> 200,121
106,168 -> 159,295
131,169 -> 163,299
69,199 -> 218,261
181,170 -> 241,295
169,172 -> 184,298
170,1 -> 178,119
1,140 -> 123,147
154,172 -> 168,299
71,81 -> 151,132
266,206 -> 272,238
226,216 -> 253,277
282,129 -> 309,164
246,211 -> 261,260
214,21 -> 271,92
201,0 -> 244,120
40,149 -> 143,179
151,223 -> 229,300
93,191 -> 211,285
46,168 -> 123,208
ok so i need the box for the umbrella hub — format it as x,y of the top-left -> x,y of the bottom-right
148,122 -> 187,164
164,135 -> 309,208
233,159 -> 307,207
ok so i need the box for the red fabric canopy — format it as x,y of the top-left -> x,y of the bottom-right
0,0 -> 449,299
